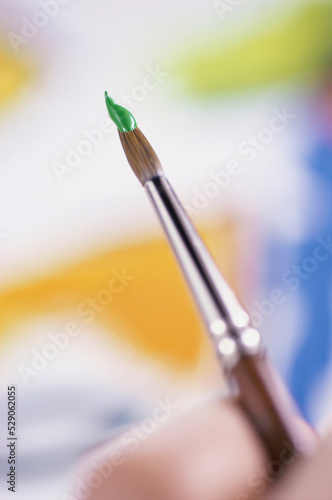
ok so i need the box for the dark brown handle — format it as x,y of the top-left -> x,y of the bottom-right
232,354 -> 318,461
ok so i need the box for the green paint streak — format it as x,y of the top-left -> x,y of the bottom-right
104,91 -> 137,132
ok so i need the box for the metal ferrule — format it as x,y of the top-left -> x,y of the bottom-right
145,176 -> 263,370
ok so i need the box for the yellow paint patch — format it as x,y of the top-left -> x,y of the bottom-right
0,223 -> 238,371
0,44 -> 30,105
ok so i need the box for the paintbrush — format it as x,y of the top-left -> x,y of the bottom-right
104,92 -> 317,462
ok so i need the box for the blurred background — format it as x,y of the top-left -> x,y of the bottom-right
1,0 -> 332,498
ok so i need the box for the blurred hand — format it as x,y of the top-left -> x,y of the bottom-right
73,398 -> 331,500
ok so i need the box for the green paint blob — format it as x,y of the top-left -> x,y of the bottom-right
104,91 -> 137,132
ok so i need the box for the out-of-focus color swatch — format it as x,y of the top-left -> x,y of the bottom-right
0,43 -> 31,104
172,3 -> 332,94
0,223 -> 237,371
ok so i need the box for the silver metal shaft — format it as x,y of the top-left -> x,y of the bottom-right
145,176 -> 263,370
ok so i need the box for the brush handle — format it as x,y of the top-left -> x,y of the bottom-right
145,177 -> 250,337
146,177 -> 262,369
232,354 -> 317,460
145,176 -> 318,460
